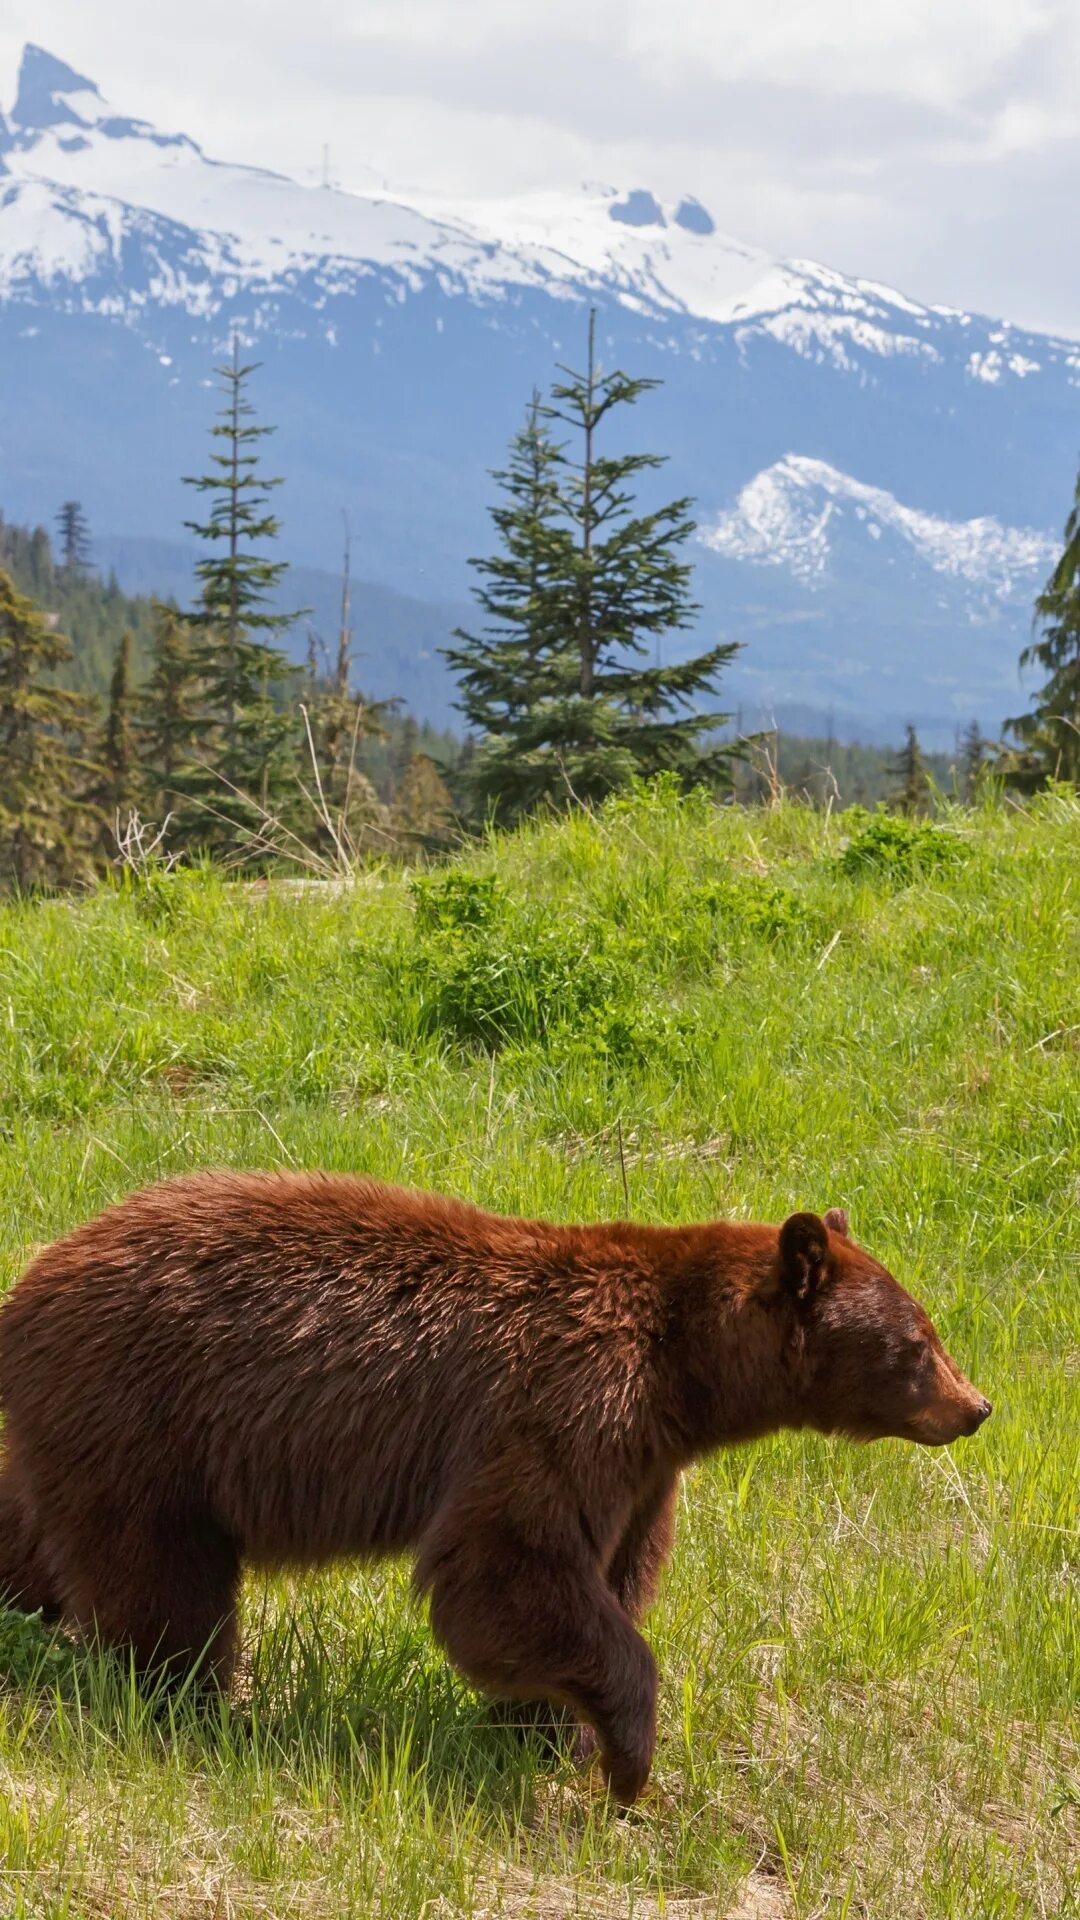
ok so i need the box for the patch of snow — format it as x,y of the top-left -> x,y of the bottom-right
970,346 -> 1043,383
751,308 -> 941,370
701,454 -> 1056,596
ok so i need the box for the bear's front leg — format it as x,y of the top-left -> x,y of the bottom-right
419,1513 -> 659,1804
605,1473 -> 679,1624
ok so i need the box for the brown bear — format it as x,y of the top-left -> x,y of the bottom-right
0,1173 -> 990,1802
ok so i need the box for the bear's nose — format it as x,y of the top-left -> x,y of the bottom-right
967,1397 -> 992,1432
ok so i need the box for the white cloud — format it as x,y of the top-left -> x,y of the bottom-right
623,0 -> 1055,98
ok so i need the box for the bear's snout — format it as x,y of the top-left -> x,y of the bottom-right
916,1361 -> 992,1445
962,1395 -> 992,1435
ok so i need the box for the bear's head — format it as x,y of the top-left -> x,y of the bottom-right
778,1209 -> 991,1447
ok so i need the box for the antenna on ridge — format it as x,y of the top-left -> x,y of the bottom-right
322,144 -> 331,190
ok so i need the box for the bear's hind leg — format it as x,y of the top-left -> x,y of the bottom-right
0,1455 -> 61,1620
421,1517 -> 658,1805
58,1500 -> 241,1692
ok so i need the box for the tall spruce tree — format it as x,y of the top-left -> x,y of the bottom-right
95,630 -> 141,847
445,316 -> 739,820
393,751 -> 454,847
137,603 -> 204,844
1002,462 -> 1080,786
0,569 -> 97,889
443,391 -> 567,817
959,719 -> 989,803
183,339 -> 299,850
56,500 -> 92,576
891,723 -> 929,815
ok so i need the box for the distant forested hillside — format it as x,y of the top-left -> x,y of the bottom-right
0,513 -> 461,797
733,731 -> 956,807
1,511 -> 963,814
0,512 -> 160,695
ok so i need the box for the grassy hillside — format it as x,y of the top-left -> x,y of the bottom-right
0,784 -> 1076,1918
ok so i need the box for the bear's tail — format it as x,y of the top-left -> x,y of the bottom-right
0,1455 -> 59,1619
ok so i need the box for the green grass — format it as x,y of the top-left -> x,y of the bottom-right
0,780 -> 1077,1918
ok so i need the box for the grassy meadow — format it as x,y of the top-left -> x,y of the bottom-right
0,780 -> 1077,1918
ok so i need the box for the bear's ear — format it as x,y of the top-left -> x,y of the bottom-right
778,1211 -> 831,1300
823,1206 -> 849,1239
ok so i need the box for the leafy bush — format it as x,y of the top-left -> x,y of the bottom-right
411,919 -> 686,1064
837,806 -> 965,883
693,873 -> 808,940
0,1608 -> 77,1692
398,870 -> 690,1066
408,870 -> 501,936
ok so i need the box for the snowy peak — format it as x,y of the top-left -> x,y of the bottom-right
0,45 -> 949,343
12,46 -> 103,132
702,456 -> 1056,599
7,43 -> 198,162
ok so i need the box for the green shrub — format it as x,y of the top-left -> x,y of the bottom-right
837,805 -> 965,883
408,918 -> 681,1063
398,872 -> 691,1067
408,870 -> 501,936
0,1608 -> 77,1692
692,873 -> 808,940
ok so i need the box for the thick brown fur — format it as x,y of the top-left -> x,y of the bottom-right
0,1174 -> 990,1801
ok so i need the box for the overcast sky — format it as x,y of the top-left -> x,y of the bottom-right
3,0 -> 1079,336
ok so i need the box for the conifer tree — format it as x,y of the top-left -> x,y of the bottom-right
1002,463 -> 1080,787
445,318 -> 739,820
95,630 -> 141,845
183,338 -> 299,850
891,723 -> 929,815
56,500 -> 92,576
959,719 -> 989,803
0,569 -> 97,889
138,603 -> 204,840
393,751 -> 454,847
392,712 -> 421,786
443,391 -> 567,816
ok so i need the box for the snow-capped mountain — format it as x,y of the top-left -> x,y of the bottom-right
1,43 -> 1077,738
704,457 -> 1056,597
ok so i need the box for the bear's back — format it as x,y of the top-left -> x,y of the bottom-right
0,1172 -> 662,1562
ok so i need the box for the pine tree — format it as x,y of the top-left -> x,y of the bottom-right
891,723 -> 929,815
0,569 -> 97,889
392,712 -> 421,786
183,338 -> 300,851
1002,464 -> 1080,787
443,391 -> 567,817
138,603 -> 204,842
393,751 -> 454,847
95,630 -> 141,846
959,719 -> 989,803
445,317 -> 740,821
56,500 -> 92,576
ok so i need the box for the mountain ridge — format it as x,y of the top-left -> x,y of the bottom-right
1,41 -> 1075,744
